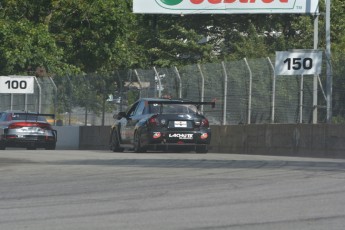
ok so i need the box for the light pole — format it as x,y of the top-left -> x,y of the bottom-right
325,0 -> 332,123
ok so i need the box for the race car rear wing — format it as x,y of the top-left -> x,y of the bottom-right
147,100 -> 216,109
11,112 -> 55,122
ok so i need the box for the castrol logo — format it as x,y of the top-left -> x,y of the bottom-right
134,0 -> 317,14
160,0 -> 183,5
159,0 -> 290,6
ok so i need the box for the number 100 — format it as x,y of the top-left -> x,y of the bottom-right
5,80 -> 27,89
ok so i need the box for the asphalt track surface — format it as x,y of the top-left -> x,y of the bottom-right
1,150 -> 345,230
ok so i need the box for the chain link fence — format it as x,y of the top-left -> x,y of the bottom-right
0,55 -> 341,126
0,76 -> 56,114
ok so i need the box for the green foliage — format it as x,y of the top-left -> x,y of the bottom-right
1,0 -> 345,121
1,0 -> 342,74
0,18 -> 77,75
49,0 -> 143,72
136,15 -> 215,67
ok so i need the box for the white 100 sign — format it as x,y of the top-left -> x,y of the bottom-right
283,57 -> 313,70
5,80 -> 28,89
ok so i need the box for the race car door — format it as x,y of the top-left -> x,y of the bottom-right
120,101 -> 145,144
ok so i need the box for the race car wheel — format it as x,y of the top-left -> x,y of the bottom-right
45,143 -> 56,150
134,132 -> 147,153
0,141 -> 5,150
195,145 -> 208,154
27,146 -> 37,150
110,130 -> 124,152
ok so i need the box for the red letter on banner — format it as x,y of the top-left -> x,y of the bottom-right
190,0 -> 204,4
208,0 -> 222,3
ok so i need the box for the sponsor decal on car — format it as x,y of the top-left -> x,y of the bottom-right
169,133 -> 193,140
153,132 -> 162,139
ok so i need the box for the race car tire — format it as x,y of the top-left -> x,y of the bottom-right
110,130 -> 124,152
45,143 -> 56,150
195,145 -> 208,154
27,146 -> 37,150
0,141 -> 5,150
134,132 -> 147,153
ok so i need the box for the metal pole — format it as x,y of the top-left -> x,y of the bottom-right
313,14 -> 319,124
325,0 -> 332,123
299,75 -> 304,123
153,67 -> 162,98
267,57 -> 276,124
49,76 -> 58,125
244,58 -> 252,124
82,75 -> 90,126
10,94 -> 13,111
117,70 -> 124,111
197,64 -> 205,113
66,75 -> 73,125
134,69 -> 142,87
174,66 -> 182,98
25,94 -> 28,111
34,77 -> 41,113
221,61 -> 228,125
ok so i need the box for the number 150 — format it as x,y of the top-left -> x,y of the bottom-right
283,58 -> 313,70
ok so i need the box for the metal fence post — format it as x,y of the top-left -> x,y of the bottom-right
267,57 -> 276,123
174,66 -> 182,99
118,70 -> 125,111
153,67 -> 162,98
299,75 -> 304,123
244,58 -> 252,124
221,61 -> 228,125
66,75 -> 73,126
134,69 -> 142,94
313,13 -> 319,124
10,94 -> 13,111
34,77 -> 41,113
49,76 -> 58,124
25,94 -> 28,111
197,64 -> 205,113
82,75 -> 90,126
325,0 -> 332,123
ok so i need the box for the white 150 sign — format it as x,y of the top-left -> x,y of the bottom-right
275,51 -> 323,76
0,76 -> 35,94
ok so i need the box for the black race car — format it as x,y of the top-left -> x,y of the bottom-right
109,98 -> 215,153
0,111 -> 57,150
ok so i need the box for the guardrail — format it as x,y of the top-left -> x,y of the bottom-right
55,124 -> 345,158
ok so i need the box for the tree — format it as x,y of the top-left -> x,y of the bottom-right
49,0 -> 144,72
0,0 -> 78,75
0,18 -> 78,75
136,14 -> 216,67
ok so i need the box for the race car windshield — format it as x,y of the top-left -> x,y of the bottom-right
149,104 -> 197,114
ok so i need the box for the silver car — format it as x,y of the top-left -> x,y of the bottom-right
0,111 -> 57,150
